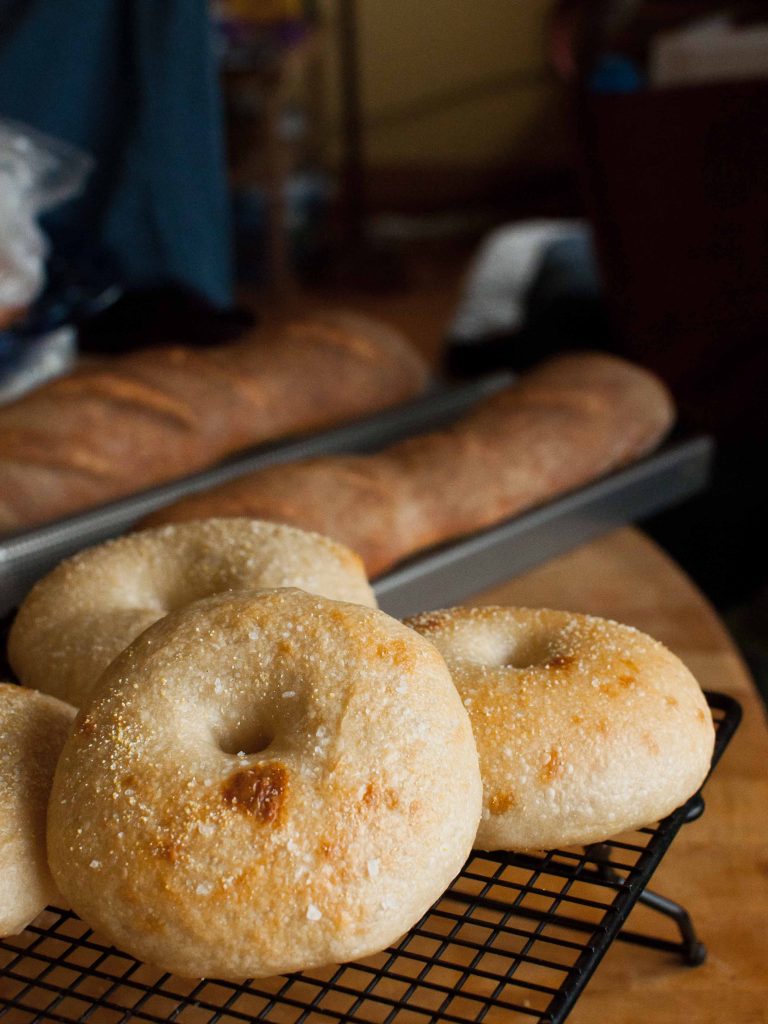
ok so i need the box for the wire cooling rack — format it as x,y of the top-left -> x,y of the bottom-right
0,692 -> 740,1024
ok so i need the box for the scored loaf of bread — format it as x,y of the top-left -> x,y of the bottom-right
141,353 -> 675,575
0,310 -> 429,534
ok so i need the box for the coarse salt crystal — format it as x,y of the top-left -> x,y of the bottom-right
248,628 -> 261,641
213,678 -> 224,695
282,691 -> 297,699
197,822 -> 216,837
196,882 -> 213,896
367,859 -> 380,878
307,903 -> 322,921
89,860 -> 101,870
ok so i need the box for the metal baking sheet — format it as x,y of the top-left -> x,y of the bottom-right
374,434 -> 713,618
0,428 -> 711,620
0,374 -> 512,615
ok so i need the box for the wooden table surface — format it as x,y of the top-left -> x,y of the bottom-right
472,526 -> 768,1023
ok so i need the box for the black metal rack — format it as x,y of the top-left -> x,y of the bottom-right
0,692 -> 740,1024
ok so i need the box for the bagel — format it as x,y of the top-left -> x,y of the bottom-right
0,683 -> 76,935
48,589 -> 482,980
9,518 -> 376,708
406,606 -> 715,851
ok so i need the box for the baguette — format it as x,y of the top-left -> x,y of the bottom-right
141,353 -> 675,575
0,311 -> 429,534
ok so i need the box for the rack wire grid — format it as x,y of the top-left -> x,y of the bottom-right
0,692 -> 740,1024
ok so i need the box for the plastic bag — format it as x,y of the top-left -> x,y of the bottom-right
0,119 -> 92,314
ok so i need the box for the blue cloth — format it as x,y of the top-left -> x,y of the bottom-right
588,53 -> 645,95
0,0 -> 233,307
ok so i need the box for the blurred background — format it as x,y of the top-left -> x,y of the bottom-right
1,0 -> 767,693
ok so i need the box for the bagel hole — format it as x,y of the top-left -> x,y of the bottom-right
449,622 -> 562,670
472,634 -> 555,669
216,723 -> 274,757
503,636 -> 553,668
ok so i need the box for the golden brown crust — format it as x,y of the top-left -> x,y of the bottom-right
0,684 -> 76,935
9,518 -> 377,708
142,353 -> 675,575
406,606 -> 715,851
0,311 -> 429,533
47,590 -> 482,980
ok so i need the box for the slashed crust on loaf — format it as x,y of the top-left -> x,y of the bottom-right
141,353 -> 675,574
0,311 -> 429,533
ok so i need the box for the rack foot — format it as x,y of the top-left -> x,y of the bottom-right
588,815 -> 707,967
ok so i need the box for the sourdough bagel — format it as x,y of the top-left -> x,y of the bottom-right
406,606 -> 715,851
0,684 -> 75,935
9,519 -> 376,709
48,589 -> 482,980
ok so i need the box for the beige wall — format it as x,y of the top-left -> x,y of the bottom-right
320,0 -> 567,170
